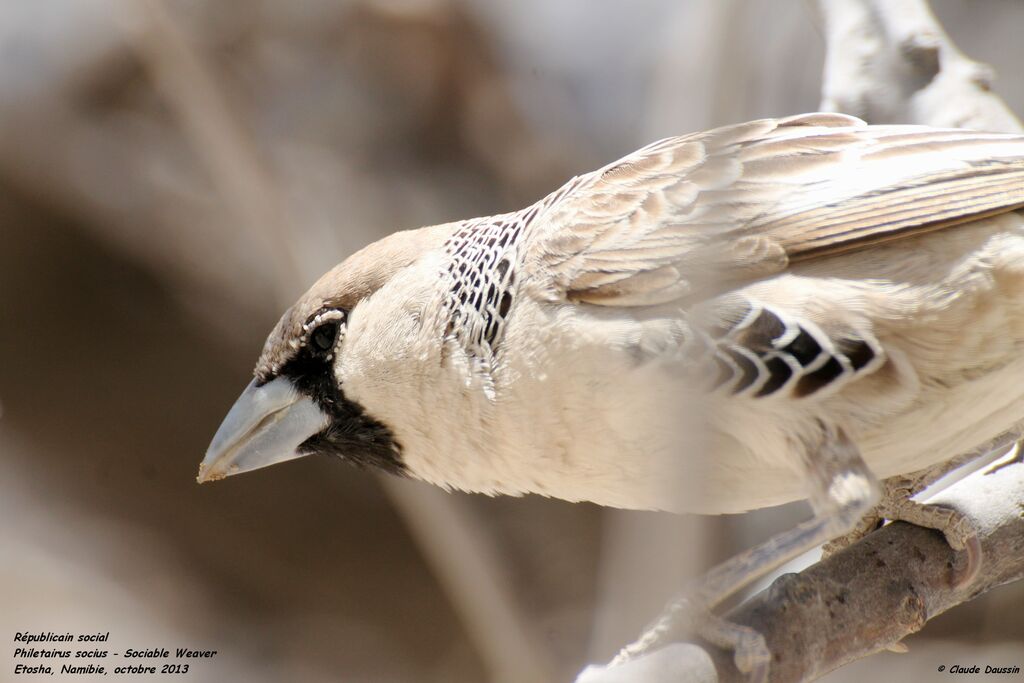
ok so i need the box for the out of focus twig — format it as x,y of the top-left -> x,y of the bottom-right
125,2 -> 555,681
818,0 -> 1023,131
127,0 -> 306,293
383,478 -> 557,683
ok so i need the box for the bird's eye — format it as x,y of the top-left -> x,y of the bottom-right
311,322 -> 338,352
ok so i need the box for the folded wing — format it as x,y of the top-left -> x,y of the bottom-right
525,113 -> 1024,306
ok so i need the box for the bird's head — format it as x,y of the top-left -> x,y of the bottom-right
197,223 -> 454,483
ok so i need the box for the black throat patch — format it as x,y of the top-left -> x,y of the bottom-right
273,352 -> 405,476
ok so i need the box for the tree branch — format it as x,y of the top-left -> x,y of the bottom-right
708,451 -> 1024,682
579,450 -> 1024,683
818,0 -> 1022,131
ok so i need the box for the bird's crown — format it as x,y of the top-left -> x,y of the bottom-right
254,222 -> 456,381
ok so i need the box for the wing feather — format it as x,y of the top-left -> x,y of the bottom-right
524,113 -> 1024,306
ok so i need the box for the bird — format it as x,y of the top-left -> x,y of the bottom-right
199,112 -> 1024,677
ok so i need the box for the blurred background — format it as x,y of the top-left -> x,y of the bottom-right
2,1 -> 1023,681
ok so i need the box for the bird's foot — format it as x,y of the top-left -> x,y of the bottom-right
700,610 -> 771,683
821,513 -> 883,559
822,498 -> 980,588
611,593 -> 770,682
882,498 -> 981,588
613,426 -> 875,682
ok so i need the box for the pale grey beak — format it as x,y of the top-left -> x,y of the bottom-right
198,376 -> 330,483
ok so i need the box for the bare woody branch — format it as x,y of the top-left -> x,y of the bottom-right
579,451 -> 1024,683
818,0 -> 1023,131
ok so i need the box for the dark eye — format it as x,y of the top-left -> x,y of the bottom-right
311,322 -> 338,352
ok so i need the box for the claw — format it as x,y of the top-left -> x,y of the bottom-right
747,662 -> 770,683
732,627 -> 770,678
953,533 -> 983,588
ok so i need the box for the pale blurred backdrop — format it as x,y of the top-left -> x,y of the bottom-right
2,1 -> 1023,681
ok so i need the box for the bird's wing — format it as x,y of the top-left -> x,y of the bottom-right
524,113 -> 1024,306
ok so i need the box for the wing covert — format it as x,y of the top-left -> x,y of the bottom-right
523,113 -> 1024,306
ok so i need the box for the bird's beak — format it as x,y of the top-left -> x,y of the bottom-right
198,376 -> 330,483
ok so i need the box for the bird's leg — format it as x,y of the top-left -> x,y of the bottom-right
613,424 -> 878,681
820,471 -> 925,560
